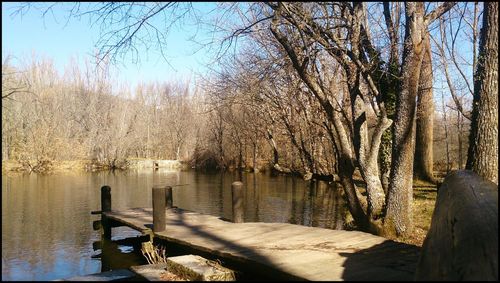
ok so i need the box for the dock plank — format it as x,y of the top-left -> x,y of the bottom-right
104,208 -> 420,281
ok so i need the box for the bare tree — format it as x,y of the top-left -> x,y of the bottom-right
10,2 -> 487,238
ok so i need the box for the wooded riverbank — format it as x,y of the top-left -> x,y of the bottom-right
1,158 -> 188,174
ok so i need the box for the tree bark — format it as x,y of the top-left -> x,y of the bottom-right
457,111 -> 464,169
414,32 -> 436,183
441,92 -> 451,173
267,129 -> 279,165
379,2 -> 400,195
385,2 -> 426,237
352,92 -> 389,219
238,141 -> 243,170
466,2 -> 498,185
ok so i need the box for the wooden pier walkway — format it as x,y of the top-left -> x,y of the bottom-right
92,171 -> 498,281
102,207 -> 420,281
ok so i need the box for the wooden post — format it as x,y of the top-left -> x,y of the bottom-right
231,181 -> 244,223
101,185 -> 112,239
165,186 -> 173,209
153,186 -> 166,232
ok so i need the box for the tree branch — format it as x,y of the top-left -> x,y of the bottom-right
424,2 -> 457,26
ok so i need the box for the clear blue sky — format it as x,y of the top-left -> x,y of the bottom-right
2,2 -> 476,110
2,2 -> 220,91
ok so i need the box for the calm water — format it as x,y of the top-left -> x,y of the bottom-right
1,169 -> 347,281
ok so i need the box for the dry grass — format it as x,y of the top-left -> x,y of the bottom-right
141,242 -> 168,265
397,184 -> 437,247
1,160 -> 24,174
350,172 -> 438,247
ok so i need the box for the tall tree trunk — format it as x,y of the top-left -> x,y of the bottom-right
252,141 -> 257,172
238,141 -> 243,170
457,110 -> 463,169
266,128 -> 292,174
267,129 -> 279,165
379,131 -> 392,194
328,99 -> 369,231
466,2 -> 498,185
379,2 -> 400,195
441,92 -> 451,173
414,32 -> 436,183
385,2 -> 426,237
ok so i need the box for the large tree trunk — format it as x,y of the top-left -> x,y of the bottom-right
384,2 -> 426,237
466,2 -> 498,185
414,32 -> 436,183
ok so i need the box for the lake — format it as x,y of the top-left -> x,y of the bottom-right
1,169 -> 348,280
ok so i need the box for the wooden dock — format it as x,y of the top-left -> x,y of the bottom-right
91,171 -> 498,281
102,207 -> 420,281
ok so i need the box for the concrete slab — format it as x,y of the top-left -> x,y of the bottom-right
130,263 -> 170,281
166,254 -> 235,281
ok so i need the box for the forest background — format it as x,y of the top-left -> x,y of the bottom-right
2,2 -> 497,241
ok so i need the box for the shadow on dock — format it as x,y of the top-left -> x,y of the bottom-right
340,241 -> 420,281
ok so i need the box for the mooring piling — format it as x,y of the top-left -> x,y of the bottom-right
101,185 -> 112,239
231,181 -> 244,223
153,186 -> 166,232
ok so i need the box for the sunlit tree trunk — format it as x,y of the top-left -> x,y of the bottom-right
457,110 -> 464,169
385,2 -> 426,237
414,32 -> 436,183
466,2 -> 498,185
441,92 -> 451,173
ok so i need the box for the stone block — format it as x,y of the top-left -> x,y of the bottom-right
166,254 -> 235,281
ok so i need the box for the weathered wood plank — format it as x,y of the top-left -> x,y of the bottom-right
415,170 -> 498,281
104,209 -> 152,234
